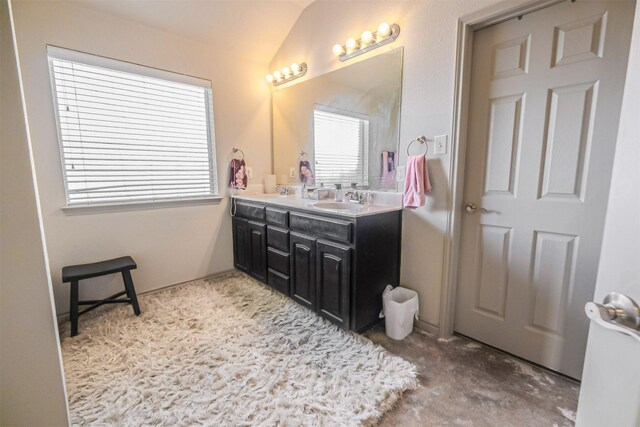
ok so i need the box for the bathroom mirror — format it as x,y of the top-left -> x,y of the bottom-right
273,47 -> 403,191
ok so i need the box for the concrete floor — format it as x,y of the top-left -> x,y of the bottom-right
364,327 -> 580,427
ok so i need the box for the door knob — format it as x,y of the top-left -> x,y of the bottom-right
585,292 -> 640,343
464,202 -> 488,214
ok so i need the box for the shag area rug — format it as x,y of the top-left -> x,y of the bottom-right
59,272 -> 418,426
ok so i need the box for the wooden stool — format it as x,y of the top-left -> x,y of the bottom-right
62,256 -> 141,337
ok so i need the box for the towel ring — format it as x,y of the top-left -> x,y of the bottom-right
407,136 -> 430,156
231,147 -> 245,160
300,150 -> 308,161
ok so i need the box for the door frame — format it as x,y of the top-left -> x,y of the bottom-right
438,0 -> 568,338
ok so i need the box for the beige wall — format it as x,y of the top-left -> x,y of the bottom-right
271,0 -> 512,330
11,0 -> 273,315
0,0 -> 69,424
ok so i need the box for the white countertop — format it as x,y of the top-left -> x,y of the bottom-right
232,193 -> 403,218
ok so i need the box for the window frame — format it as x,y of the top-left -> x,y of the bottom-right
47,45 -> 220,210
312,104 -> 370,187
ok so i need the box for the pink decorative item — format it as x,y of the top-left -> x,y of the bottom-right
403,155 -> 431,208
229,158 -> 247,190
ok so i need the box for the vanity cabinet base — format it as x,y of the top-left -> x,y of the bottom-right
317,240 -> 351,328
232,199 -> 402,333
233,217 -> 267,282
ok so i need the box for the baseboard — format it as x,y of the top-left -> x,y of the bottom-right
140,269 -> 237,297
56,269 -> 237,324
56,269 -> 436,339
414,319 -> 439,336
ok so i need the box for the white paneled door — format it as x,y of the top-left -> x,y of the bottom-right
455,0 -> 635,379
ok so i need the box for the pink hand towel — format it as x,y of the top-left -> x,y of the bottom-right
403,155 -> 431,208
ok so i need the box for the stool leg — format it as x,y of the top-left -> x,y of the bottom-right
122,270 -> 141,316
70,281 -> 79,337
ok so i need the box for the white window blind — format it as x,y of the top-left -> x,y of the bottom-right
47,46 -> 218,207
313,108 -> 369,186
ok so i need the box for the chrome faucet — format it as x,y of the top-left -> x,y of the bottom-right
344,191 -> 359,202
275,185 -> 290,196
344,191 -> 371,204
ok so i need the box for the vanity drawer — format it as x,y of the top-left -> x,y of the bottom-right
266,207 -> 289,227
267,225 -> 289,252
290,212 -> 352,244
267,247 -> 290,275
268,269 -> 290,296
235,201 -> 265,221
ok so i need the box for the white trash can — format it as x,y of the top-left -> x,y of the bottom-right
380,285 -> 419,340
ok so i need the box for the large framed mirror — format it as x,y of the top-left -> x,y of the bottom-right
273,47 -> 403,191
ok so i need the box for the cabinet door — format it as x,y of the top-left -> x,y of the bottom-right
248,221 -> 267,282
232,217 -> 250,272
317,240 -> 351,328
290,232 -> 317,310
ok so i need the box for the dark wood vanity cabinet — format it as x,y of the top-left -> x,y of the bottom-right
316,240 -> 350,328
248,221 -> 267,282
290,232 -> 317,311
232,217 -> 267,281
232,217 -> 250,272
231,202 -> 267,282
232,199 -> 402,333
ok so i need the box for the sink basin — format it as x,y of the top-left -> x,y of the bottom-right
313,201 -> 364,211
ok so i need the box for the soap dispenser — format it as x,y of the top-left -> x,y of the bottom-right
334,183 -> 343,202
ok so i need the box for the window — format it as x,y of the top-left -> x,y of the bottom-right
313,107 -> 369,186
47,46 -> 218,207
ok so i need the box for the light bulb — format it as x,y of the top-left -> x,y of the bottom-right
273,70 -> 282,80
282,66 -> 290,77
377,22 -> 391,38
361,30 -> 374,45
345,38 -> 358,52
266,74 -> 274,83
291,63 -> 300,74
332,44 -> 345,56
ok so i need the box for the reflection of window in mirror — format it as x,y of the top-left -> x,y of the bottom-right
313,106 -> 369,187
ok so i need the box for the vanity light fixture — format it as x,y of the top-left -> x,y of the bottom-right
266,62 -> 308,87
361,30 -> 374,45
332,22 -> 400,62
345,38 -> 358,53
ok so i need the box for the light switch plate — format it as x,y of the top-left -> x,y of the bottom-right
289,167 -> 296,178
246,166 -> 253,179
434,135 -> 448,155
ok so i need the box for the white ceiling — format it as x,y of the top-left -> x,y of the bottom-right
72,0 -> 314,63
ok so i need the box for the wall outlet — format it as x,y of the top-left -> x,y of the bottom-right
434,135 -> 448,155
396,166 -> 406,182
246,166 -> 253,179
289,167 -> 297,178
